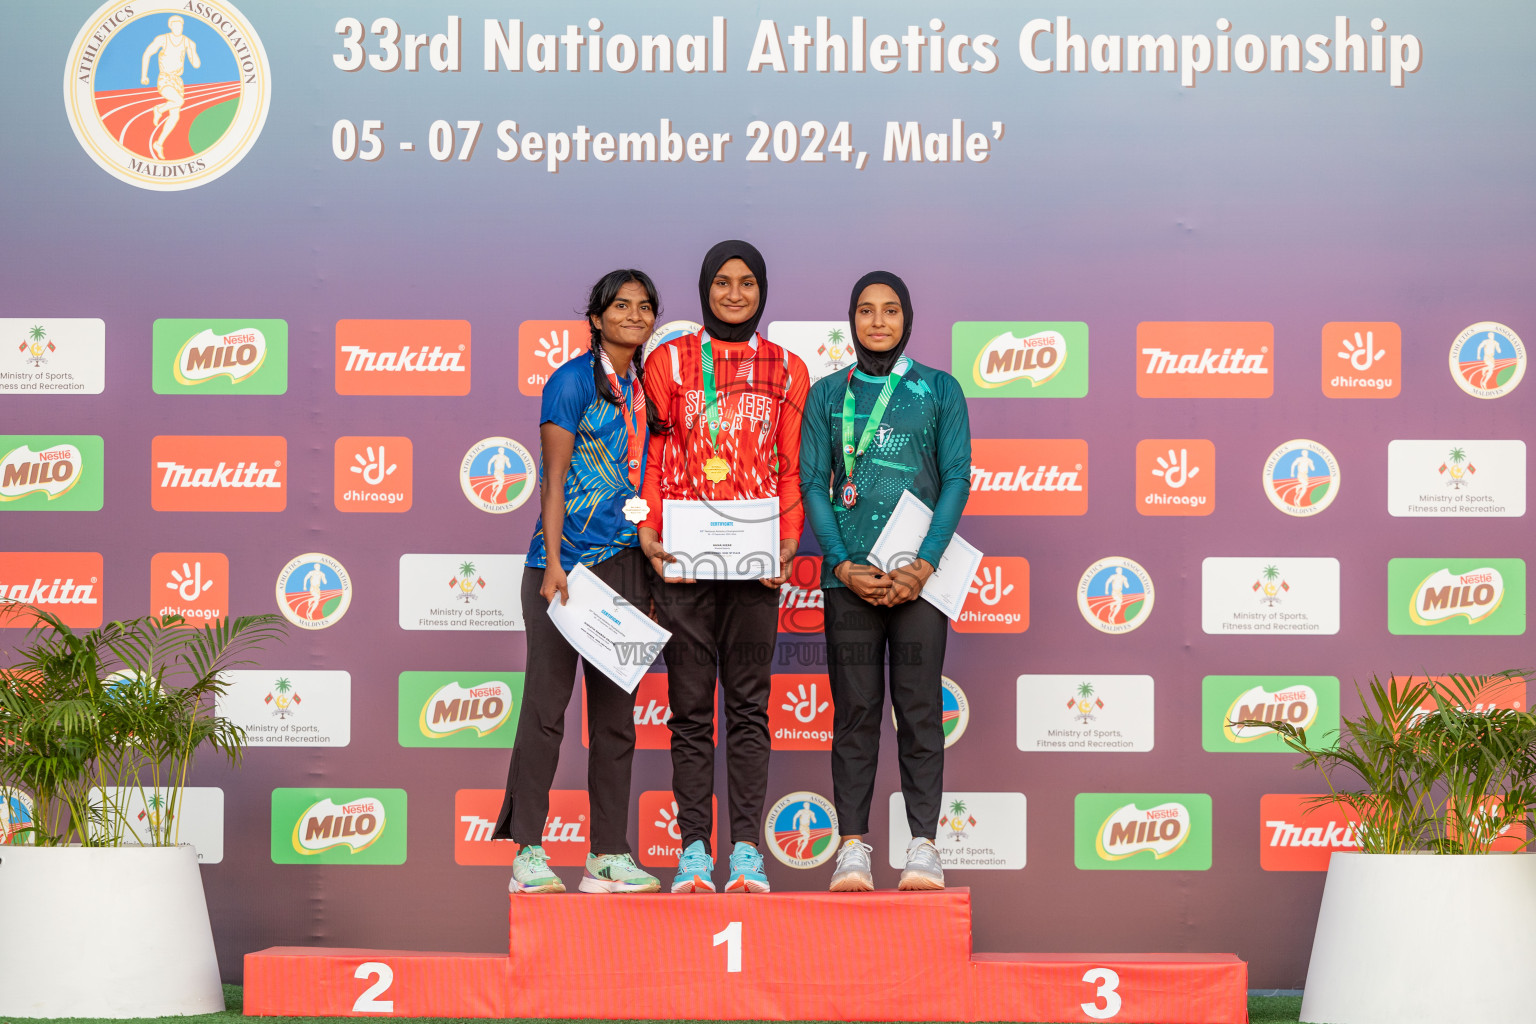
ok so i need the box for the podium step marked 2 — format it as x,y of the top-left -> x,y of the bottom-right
245,889 -> 1246,1023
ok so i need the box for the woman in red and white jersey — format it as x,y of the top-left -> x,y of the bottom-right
638,239 -> 807,894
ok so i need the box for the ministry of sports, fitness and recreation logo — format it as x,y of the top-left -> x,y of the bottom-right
64,2 -> 271,191
1077,557 -> 1154,634
1263,439 -> 1339,517
460,437 -> 534,513
1449,322 -> 1525,399
275,552 -> 351,629
764,791 -> 837,869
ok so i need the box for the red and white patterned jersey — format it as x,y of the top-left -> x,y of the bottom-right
640,329 -> 808,541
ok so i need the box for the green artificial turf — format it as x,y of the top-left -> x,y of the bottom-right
0,988 -> 1307,1024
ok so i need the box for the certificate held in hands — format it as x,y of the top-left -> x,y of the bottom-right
545,564 -> 671,693
867,490 -> 984,621
661,497 -> 780,580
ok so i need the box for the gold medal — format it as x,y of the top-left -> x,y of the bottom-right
703,457 -> 731,483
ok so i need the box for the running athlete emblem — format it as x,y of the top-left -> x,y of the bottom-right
64,2 -> 271,191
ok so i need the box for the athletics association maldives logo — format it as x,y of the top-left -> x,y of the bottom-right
644,319 -> 701,361
1263,439 -> 1339,517
2,789 -> 36,845
460,437 -> 535,513
764,791 -> 838,869
1077,557 -> 1154,634
64,2 -> 271,191
940,677 -> 970,746
1450,322 -> 1525,399
275,553 -> 351,629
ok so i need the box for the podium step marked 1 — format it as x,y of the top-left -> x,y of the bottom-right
245,889 -> 1247,1023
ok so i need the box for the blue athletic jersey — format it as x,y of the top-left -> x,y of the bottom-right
526,353 -> 646,571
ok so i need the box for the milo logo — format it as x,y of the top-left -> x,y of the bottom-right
176,327 -> 268,385
419,679 -> 514,739
1388,558 -> 1525,636
0,437 -> 103,511
292,796 -> 386,855
1097,801 -> 1191,860
1202,676 -> 1339,754
974,330 -> 1067,388
1224,683 -> 1319,742
1074,792 -> 1212,871
398,671 -> 522,749
1411,566 -> 1504,626
271,788 -> 407,864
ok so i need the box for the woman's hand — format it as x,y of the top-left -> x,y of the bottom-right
835,560 -> 892,604
639,526 -> 693,583
540,563 -> 570,605
762,538 -> 799,588
883,559 -> 934,605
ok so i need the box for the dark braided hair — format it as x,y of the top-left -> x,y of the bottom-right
585,269 -> 666,433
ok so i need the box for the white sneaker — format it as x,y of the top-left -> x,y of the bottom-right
898,837 -> 944,891
829,839 -> 874,892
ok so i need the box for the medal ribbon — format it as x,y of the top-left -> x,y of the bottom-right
841,358 -> 908,482
699,332 -> 724,452
598,345 -> 646,491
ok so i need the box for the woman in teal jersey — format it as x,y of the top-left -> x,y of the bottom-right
799,270 -> 971,892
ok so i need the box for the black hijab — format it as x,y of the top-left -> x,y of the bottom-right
847,270 -> 913,376
699,239 -> 768,342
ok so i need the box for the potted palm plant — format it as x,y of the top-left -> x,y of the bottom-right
1240,671 -> 1536,1024
0,603 -> 285,1018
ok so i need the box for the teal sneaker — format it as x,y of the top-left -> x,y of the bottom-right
724,841 -> 770,893
509,844 -> 564,894
579,852 -> 661,894
671,839 -> 716,893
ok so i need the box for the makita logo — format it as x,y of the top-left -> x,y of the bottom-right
1136,323 -> 1274,398
779,582 -> 824,610
778,556 -> 826,633
340,345 -> 465,374
970,464 -> 1082,492
0,577 -> 98,605
0,444 -> 81,500
542,815 -> 587,844
156,461 -> 282,488
1140,347 -> 1268,375
1264,818 -> 1361,849
633,698 -> 672,727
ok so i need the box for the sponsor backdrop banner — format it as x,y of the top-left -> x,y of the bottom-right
3,0 -> 1533,990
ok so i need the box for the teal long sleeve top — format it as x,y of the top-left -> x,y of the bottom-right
798,357 -> 972,589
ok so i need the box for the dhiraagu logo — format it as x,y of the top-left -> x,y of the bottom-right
1074,793 -> 1211,870
1201,676 -> 1339,753
1388,558 -> 1526,635
0,436 -> 103,510
271,788 -> 406,865
153,319 -> 288,394
952,322 -> 1088,398
399,671 -> 522,748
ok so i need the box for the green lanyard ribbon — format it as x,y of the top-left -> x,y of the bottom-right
700,333 -> 723,451
841,358 -> 908,480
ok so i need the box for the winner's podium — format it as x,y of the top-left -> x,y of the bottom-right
246,889 -> 1247,1022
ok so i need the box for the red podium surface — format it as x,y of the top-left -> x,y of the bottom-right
245,888 -> 1247,1022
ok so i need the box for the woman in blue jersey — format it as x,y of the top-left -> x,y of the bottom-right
493,269 -> 664,895
799,270 -> 971,892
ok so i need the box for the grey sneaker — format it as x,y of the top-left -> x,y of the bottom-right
829,839 -> 874,892
510,844 -> 565,894
579,852 -> 661,893
898,837 -> 944,891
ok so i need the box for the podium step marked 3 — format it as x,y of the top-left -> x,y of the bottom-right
245,889 -> 1247,1023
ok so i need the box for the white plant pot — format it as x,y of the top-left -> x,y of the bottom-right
1301,852 -> 1536,1024
0,845 -> 224,1018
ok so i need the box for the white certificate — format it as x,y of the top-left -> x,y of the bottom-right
661,497 -> 780,580
545,564 -> 671,693
867,490 -> 984,621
